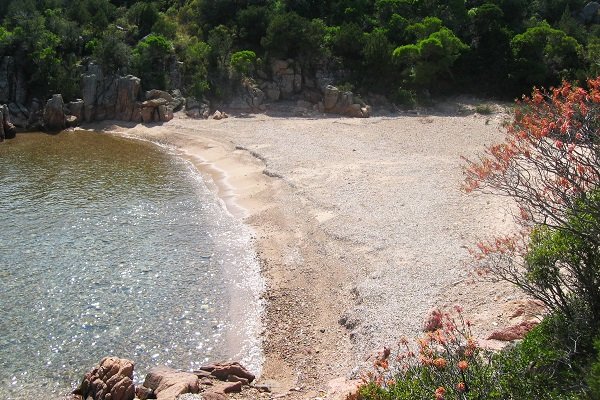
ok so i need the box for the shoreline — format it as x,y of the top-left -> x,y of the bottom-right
86,109 -> 530,398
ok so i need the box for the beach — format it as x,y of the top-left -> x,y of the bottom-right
89,107 -> 527,398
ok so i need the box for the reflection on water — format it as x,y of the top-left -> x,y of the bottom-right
0,131 -> 262,399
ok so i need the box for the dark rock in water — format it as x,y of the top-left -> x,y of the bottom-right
142,366 -> 199,400
43,94 -> 67,131
72,357 -> 135,400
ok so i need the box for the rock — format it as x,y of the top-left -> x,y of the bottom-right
8,102 -> 28,128
43,94 -> 66,131
168,58 -> 184,90
66,115 -> 78,127
199,362 -> 255,383
115,76 -> 141,121
158,105 -> 173,122
141,106 -> 157,123
135,385 -> 154,400
1,104 -> 17,139
487,320 -> 539,341
321,85 -> 371,118
323,85 -> 340,110
146,90 -> 174,103
66,100 -> 84,123
142,366 -> 199,400
326,377 -> 361,400
142,98 -> 168,108
170,89 -> 185,111
28,98 -> 43,130
201,393 -> 227,400
72,357 -> 135,400
81,70 -> 99,122
211,110 -> 223,120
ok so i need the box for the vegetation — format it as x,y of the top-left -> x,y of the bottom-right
358,78 -> 600,399
0,0 -> 599,102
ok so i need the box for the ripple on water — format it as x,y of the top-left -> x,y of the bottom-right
0,131 -> 263,399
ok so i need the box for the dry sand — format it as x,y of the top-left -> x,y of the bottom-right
89,105 -> 531,399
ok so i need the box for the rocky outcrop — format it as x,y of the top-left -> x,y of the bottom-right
0,104 -> 17,141
72,357 -> 135,400
115,76 -> 141,121
487,320 -> 539,341
43,94 -> 67,131
141,367 -> 199,400
184,97 -> 211,119
229,79 -> 266,111
0,56 -> 27,105
322,85 -> 371,118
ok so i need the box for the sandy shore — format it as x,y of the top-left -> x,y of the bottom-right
89,106 -> 529,399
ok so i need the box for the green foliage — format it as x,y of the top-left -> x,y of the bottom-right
180,38 -> 211,98
261,12 -> 325,63
523,190 -> 600,324
132,33 -> 173,89
511,21 -> 583,88
393,19 -> 468,89
0,0 -> 599,102
230,50 -> 256,76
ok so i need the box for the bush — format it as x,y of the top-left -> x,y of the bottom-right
230,50 -> 256,76
132,33 -> 173,89
358,307 -> 500,400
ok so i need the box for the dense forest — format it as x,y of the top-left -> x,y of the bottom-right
0,0 -> 599,105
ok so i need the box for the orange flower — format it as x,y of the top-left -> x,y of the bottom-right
458,360 -> 469,371
456,382 -> 466,392
433,357 -> 447,369
434,386 -> 446,400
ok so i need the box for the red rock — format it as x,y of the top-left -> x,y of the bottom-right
201,392 -> 227,400
201,362 -> 255,383
487,320 -> 539,341
135,385 -> 154,400
142,366 -> 199,400
212,381 -> 243,394
72,357 -> 135,400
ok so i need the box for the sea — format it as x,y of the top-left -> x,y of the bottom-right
0,130 -> 263,398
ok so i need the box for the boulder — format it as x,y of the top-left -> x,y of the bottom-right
72,357 -> 135,400
146,89 -> 174,103
185,97 -> 210,119
115,76 -> 141,121
487,320 -> 539,341
158,105 -> 173,122
142,366 -> 199,400
198,362 -> 255,383
0,104 -> 17,138
170,89 -> 185,111
141,106 -> 157,123
322,85 -> 371,118
66,100 -> 84,124
81,64 -> 103,122
43,94 -> 66,131
8,102 -> 29,128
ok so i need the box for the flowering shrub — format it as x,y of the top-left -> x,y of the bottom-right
462,78 -> 600,324
358,307 -> 499,400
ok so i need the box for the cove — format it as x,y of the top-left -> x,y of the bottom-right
0,131 -> 262,399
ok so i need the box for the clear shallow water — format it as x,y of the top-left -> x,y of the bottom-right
0,131 -> 262,398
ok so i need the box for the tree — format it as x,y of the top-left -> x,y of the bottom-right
511,22 -> 583,89
261,12 -> 326,64
393,18 -> 468,90
464,78 -> 600,323
230,50 -> 256,76
132,33 -> 173,89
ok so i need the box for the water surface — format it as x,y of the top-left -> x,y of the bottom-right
0,131 -> 262,398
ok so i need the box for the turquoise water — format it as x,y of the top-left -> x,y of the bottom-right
0,131 -> 262,398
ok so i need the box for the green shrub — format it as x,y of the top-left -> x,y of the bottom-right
230,50 -> 256,76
